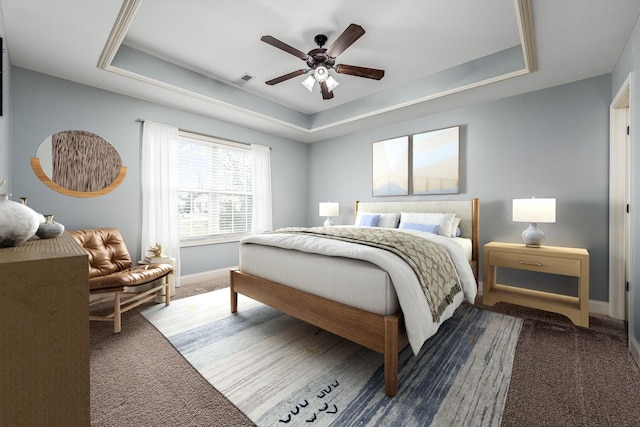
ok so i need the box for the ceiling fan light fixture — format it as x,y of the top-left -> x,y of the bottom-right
326,75 -> 339,92
313,66 -> 329,82
301,74 -> 316,91
262,24 -> 384,100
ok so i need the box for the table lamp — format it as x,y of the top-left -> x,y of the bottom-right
319,202 -> 339,226
512,197 -> 556,247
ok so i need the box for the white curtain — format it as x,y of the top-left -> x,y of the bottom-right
251,144 -> 272,234
141,121 -> 181,286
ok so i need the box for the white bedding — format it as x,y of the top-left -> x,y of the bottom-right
452,237 -> 472,261
240,245 -> 399,315
240,226 -> 477,355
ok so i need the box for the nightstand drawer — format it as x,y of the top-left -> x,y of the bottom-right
489,251 -> 581,277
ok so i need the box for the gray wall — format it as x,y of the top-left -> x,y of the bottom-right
309,75 -> 611,302
9,67 -> 309,275
0,11 -> 11,194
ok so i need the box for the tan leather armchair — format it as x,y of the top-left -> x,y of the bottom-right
69,228 -> 173,333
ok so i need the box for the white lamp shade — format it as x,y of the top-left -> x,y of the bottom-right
301,75 -> 316,91
512,198 -> 556,223
325,75 -> 339,91
319,202 -> 339,217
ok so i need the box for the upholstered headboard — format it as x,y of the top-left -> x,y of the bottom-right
355,198 -> 480,277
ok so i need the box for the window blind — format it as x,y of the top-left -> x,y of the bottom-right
177,132 -> 253,243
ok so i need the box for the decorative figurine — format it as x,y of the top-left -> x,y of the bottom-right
148,243 -> 166,258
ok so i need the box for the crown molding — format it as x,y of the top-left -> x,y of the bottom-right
97,0 -> 142,70
515,0 -> 537,72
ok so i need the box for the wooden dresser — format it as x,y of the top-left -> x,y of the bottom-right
0,233 -> 89,426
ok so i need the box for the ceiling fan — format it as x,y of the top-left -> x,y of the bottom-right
261,23 -> 385,100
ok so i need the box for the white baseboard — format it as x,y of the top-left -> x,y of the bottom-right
180,266 -> 237,286
630,333 -> 640,369
588,299 -> 609,317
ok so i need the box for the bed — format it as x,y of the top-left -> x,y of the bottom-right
230,198 -> 479,396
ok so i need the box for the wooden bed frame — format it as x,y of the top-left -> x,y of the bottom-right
230,198 -> 479,396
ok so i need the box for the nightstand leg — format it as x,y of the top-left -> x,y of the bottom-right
577,273 -> 589,327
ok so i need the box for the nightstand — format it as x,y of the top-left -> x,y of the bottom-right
483,242 -> 589,327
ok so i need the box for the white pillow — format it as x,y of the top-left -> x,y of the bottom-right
452,217 -> 462,237
354,212 -> 399,228
377,213 -> 399,228
399,212 -> 456,237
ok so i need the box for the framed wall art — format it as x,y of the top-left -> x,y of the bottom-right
372,135 -> 409,196
411,126 -> 459,195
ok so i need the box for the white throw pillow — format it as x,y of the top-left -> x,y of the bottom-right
451,217 -> 462,237
377,213 -> 399,228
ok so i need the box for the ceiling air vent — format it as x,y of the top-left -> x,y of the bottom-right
232,73 -> 254,86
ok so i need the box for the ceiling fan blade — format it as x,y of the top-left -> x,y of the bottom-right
325,24 -> 365,58
320,81 -> 334,100
265,69 -> 308,85
334,64 -> 385,80
261,35 -> 310,61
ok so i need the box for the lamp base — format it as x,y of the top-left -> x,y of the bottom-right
522,223 -> 544,247
324,217 -> 334,226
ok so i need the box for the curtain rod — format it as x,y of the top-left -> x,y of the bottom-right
135,118 -> 271,150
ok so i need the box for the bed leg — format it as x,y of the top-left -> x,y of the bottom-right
384,315 -> 399,397
230,270 -> 238,313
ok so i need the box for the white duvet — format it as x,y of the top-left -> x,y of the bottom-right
241,226 -> 478,355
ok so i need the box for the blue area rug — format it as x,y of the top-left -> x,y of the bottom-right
141,289 -> 522,426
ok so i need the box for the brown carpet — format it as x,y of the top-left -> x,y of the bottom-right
90,279 -> 254,427
479,302 -> 640,426
90,280 -> 640,426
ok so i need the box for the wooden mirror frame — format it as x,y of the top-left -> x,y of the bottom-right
30,157 -> 127,198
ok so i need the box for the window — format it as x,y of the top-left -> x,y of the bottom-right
177,131 -> 253,245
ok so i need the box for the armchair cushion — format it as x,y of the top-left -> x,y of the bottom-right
86,263 -> 173,292
69,227 -> 173,292
70,228 -> 133,278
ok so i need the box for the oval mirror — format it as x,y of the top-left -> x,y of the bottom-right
30,130 -> 126,198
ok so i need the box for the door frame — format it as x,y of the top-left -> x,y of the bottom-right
609,73 -> 631,321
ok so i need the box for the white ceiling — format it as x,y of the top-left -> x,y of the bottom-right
2,0 -> 640,143
123,0 -> 521,114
